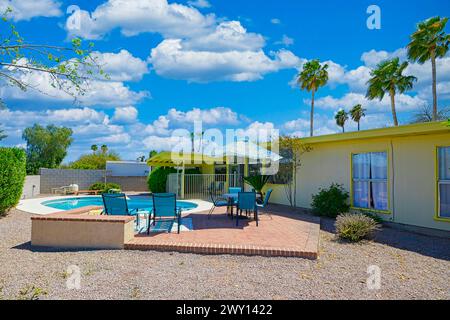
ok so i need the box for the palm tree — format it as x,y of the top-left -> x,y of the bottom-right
349,104 -> 366,131
0,128 -> 6,141
335,109 -> 349,133
90,144 -> 98,153
366,58 -> 417,126
101,144 -> 108,154
407,16 -> 450,121
297,60 -> 329,137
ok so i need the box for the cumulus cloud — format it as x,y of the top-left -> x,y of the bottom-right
92,50 -> 149,81
150,38 -> 300,82
0,57 -> 150,107
66,0 -> 216,40
311,92 -> 427,113
112,106 -> 139,123
167,106 -> 239,125
0,0 -> 62,21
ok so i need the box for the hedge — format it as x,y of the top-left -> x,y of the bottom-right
89,182 -> 121,194
0,147 -> 27,216
147,167 -> 177,193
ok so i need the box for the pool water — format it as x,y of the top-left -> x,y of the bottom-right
42,196 -> 198,212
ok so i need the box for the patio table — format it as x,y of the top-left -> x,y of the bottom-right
221,193 -> 261,219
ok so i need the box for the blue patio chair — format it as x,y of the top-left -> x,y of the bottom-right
148,193 -> 182,234
208,189 -> 229,219
256,189 -> 273,213
228,187 -> 242,194
236,192 -> 258,227
102,193 -> 144,227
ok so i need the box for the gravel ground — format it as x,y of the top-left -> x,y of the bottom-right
0,209 -> 449,300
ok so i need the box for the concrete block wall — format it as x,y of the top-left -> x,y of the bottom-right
40,168 -> 105,193
107,176 -> 148,192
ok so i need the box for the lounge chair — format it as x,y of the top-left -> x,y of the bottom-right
102,193 -> 144,227
236,192 -> 258,227
147,193 -> 182,234
256,189 -> 273,212
208,189 -> 229,219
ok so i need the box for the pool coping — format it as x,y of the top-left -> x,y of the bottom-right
17,195 -> 212,215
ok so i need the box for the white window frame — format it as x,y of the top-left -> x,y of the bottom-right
437,147 -> 450,219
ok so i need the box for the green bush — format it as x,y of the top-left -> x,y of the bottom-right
147,167 -> 177,193
0,148 -> 27,216
335,213 -> 380,242
89,182 -> 121,194
311,183 -> 350,218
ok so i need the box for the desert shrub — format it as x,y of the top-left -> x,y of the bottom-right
0,147 -> 27,216
311,183 -> 350,218
89,182 -> 121,194
335,213 -> 380,242
147,167 -> 177,193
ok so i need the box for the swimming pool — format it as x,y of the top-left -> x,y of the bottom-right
41,196 -> 199,212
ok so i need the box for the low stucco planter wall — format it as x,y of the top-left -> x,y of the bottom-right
31,206 -> 135,249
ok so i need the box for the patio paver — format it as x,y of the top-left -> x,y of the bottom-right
125,205 -> 320,259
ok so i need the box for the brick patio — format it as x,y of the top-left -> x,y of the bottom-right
125,205 -> 320,259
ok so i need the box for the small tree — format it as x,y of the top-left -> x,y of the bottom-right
22,124 -> 73,174
335,109 -> 349,133
101,144 -> 108,154
279,136 -> 312,207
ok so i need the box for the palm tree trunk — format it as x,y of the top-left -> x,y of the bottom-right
357,121 -> 360,131
310,89 -> 315,137
431,50 -> 438,121
390,89 -> 399,126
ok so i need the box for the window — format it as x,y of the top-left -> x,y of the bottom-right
438,147 -> 450,219
352,152 -> 388,211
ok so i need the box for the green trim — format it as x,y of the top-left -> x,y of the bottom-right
435,146 -> 450,223
350,150 -> 391,214
300,121 -> 449,145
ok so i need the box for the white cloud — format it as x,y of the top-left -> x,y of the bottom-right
167,106 -> 239,125
112,106 -> 138,123
150,39 -> 300,82
275,35 -> 294,47
92,50 -> 149,81
187,0 -> 211,8
0,58 -> 150,107
360,48 -> 407,68
66,0 -> 216,40
311,92 -> 427,113
270,18 -> 281,25
0,0 -> 62,21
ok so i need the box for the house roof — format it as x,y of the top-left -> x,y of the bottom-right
147,152 -> 221,167
299,121 -> 450,145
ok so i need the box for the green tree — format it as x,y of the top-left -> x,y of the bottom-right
0,128 -> 6,141
335,109 -> 349,133
366,58 -> 417,126
297,60 -> 329,137
149,150 -> 158,159
349,104 -> 366,131
0,8 -> 106,106
90,144 -> 98,153
101,144 -> 108,154
69,151 -> 121,170
22,124 -> 73,174
407,16 -> 450,121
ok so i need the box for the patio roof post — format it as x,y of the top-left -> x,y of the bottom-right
180,163 -> 185,199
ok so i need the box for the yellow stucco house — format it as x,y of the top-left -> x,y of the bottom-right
267,121 -> 450,234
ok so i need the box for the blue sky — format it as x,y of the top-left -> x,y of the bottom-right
0,0 -> 449,162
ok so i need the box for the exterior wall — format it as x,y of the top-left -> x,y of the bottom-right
31,218 -> 134,249
40,168 -> 149,193
293,132 -> 450,232
107,176 -> 148,192
106,161 -> 150,177
40,168 -> 105,193
22,175 -> 40,199
264,183 -> 291,206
